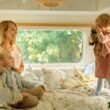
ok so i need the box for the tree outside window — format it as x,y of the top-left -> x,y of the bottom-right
17,29 -> 83,64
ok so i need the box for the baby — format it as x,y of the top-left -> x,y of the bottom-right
0,47 -> 45,109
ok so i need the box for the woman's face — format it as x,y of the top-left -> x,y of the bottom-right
5,23 -> 17,41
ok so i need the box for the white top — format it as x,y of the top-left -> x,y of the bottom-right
11,44 -> 22,69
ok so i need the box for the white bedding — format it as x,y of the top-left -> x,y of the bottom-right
12,67 -> 110,110
17,89 -> 109,110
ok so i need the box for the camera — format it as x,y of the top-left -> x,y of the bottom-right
91,29 -> 97,34
89,29 -> 98,45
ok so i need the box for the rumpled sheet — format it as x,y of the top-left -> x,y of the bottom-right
0,102 -> 12,110
22,89 -> 110,110
61,69 -> 97,95
13,68 -> 110,110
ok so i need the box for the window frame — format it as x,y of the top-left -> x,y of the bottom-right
17,23 -> 93,69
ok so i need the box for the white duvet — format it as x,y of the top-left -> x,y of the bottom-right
12,67 -> 110,110
24,89 -> 110,110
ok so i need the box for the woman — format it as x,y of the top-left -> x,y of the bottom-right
0,20 -> 24,73
0,20 -> 45,108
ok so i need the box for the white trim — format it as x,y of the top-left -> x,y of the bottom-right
22,27 -> 94,69
0,7 -> 109,23
0,10 -> 98,15
0,6 -> 109,15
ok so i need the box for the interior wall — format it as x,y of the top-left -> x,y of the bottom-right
73,27 -> 95,68
98,0 -> 110,10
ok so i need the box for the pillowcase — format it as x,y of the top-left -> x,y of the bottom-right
42,68 -> 67,89
22,65 -> 43,78
61,68 -> 91,89
84,63 -> 95,76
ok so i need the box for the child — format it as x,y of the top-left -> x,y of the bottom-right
0,47 -> 45,109
90,13 -> 110,95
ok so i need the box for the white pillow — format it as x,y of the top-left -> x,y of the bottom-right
42,68 -> 67,89
84,63 -> 95,76
21,65 -> 44,88
62,69 -> 90,89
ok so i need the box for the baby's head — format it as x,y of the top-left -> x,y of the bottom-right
0,47 -> 14,70
95,13 -> 110,31
3,38 -> 15,52
8,39 -> 15,51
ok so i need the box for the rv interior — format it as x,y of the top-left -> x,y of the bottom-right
0,0 -> 110,110
0,0 -> 110,24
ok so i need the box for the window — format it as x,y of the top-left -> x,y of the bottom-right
17,29 -> 83,64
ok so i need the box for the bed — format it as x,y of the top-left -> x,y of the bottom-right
2,66 -> 110,110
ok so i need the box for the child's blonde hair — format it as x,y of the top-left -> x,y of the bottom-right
95,13 -> 110,27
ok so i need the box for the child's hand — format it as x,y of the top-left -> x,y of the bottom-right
22,92 -> 31,98
96,26 -> 102,33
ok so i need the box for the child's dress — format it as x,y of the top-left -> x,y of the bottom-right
94,32 -> 110,78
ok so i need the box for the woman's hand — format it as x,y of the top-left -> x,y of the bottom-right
17,60 -> 24,74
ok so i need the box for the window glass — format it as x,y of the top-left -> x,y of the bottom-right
17,29 -> 83,64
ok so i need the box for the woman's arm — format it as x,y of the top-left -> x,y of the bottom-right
13,44 -> 24,74
16,60 -> 24,74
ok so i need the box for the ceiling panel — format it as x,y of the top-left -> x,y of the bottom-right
0,0 -> 109,24
0,0 -> 109,11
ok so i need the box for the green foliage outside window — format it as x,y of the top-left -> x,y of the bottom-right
17,29 -> 83,63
